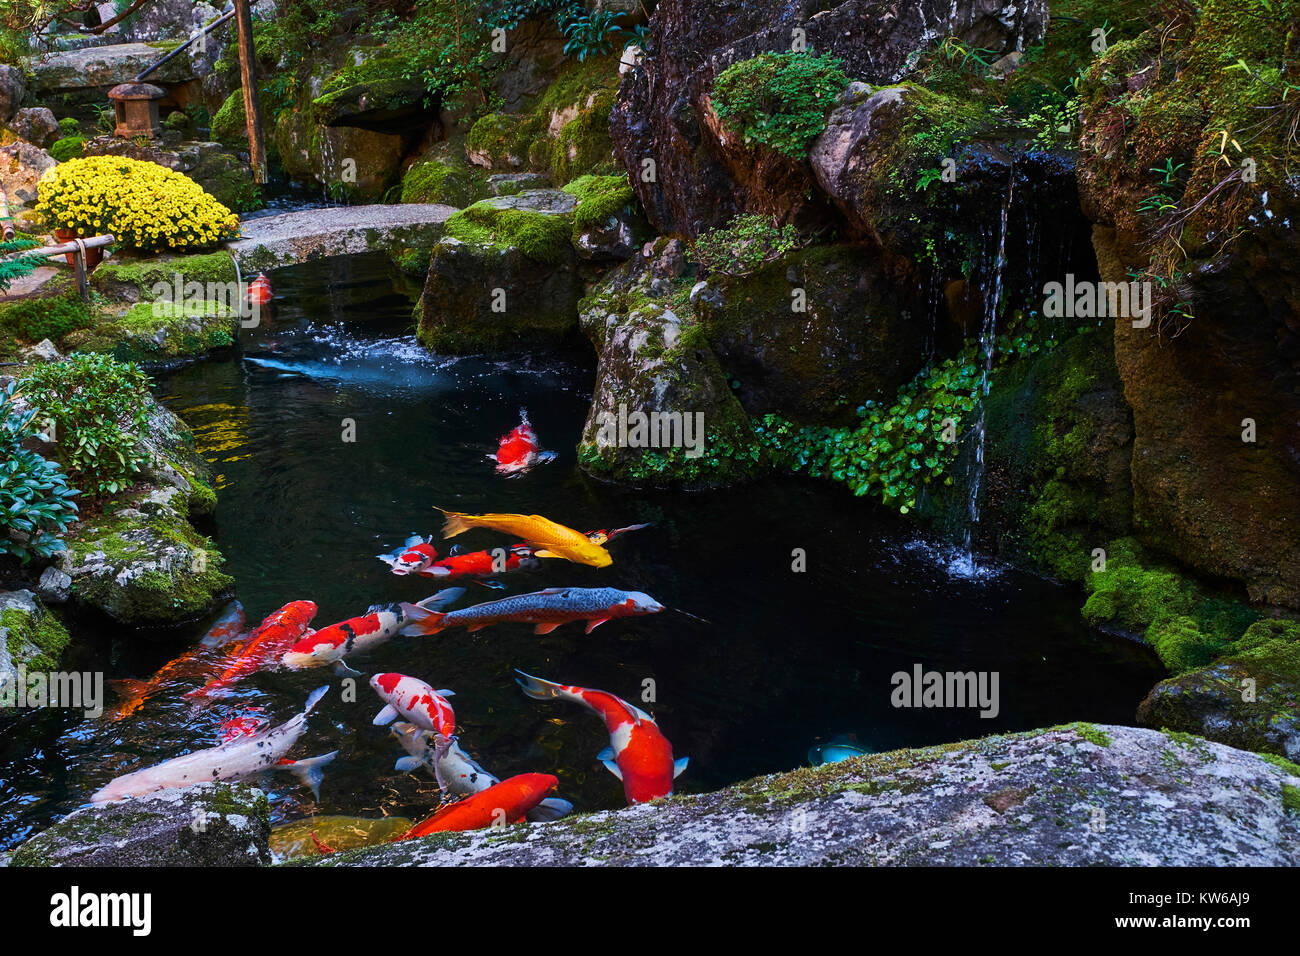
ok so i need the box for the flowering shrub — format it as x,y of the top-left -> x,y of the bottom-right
35,156 -> 240,252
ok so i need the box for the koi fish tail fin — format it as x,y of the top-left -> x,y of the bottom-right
280,750 -> 338,801
514,670 -> 584,709
526,797 -> 574,823
537,450 -> 558,464
398,606 -> 449,637
303,685 -> 330,716
418,587 -> 466,612
436,508 -> 474,538
519,407 -> 530,426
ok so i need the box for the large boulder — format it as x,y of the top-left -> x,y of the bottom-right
1137,619 -> 1300,761
0,590 -> 71,690
11,783 -> 272,866
8,106 -> 67,149
301,724 -> 1300,866
25,42 -> 197,98
0,66 -> 27,125
273,109 -> 406,202
1075,1 -> 1300,608
415,190 -> 582,352
611,0 -> 1049,237
0,141 -> 57,211
61,396 -> 231,628
693,243 -> 928,424
576,242 -> 758,489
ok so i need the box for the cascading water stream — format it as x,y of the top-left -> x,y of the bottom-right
960,172 -> 1015,573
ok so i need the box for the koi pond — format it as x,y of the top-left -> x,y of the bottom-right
0,253 -> 1165,850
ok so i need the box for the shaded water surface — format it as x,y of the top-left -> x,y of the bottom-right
0,254 -> 1164,849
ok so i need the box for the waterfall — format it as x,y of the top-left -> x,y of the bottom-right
960,172 -> 1015,571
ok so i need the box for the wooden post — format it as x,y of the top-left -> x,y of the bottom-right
72,239 -> 89,302
0,186 -> 14,240
234,0 -> 267,184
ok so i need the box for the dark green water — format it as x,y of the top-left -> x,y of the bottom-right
0,254 -> 1165,849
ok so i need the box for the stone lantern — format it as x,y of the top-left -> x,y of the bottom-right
107,82 -> 166,139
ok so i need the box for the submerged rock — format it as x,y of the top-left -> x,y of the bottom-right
11,782 -> 272,867
301,725 -> 1300,866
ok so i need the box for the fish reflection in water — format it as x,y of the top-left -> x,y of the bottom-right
270,815 -> 413,861
807,734 -> 872,766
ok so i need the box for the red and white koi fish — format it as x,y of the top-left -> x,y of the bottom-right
490,410 -> 557,476
370,673 -> 456,740
247,273 -> 272,307
185,600 -> 319,699
399,773 -> 559,839
280,589 -> 464,674
516,671 -> 687,804
403,586 -> 664,637
91,686 -> 337,803
376,534 -> 440,575
105,602 -> 247,720
419,543 -> 541,583
389,721 -> 573,822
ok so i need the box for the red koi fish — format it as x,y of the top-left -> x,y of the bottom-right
419,543 -> 541,582
399,773 -> 559,839
105,602 -> 248,720
490,410 -> 556,476
370,673 -> 456,740
247,273 -> 272,307
516,671 -> 687,804
280,589 -> 463,674
185,600 -> 319,699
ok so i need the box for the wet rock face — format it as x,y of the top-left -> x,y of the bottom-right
303,725 -> 1300,866
694,243 -> 928,424
10,783 -> 272,867
611,0 -> 1049,237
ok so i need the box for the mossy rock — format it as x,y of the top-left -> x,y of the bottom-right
64,300 -> 239,367
311,54 -> 430,129
1138,619 -> 1300,760
91,252 -> 239,303
693,243 -> 929,425
11,782 -> 271,866
0,590 -> 71,682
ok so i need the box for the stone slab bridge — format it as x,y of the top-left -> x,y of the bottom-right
224,203 -> 459,271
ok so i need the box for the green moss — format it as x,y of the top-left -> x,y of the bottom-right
69,499 -> 233,625
1066,722 -> 1112,748
443,201 -> 572,264
91,252 -> 238,300
1260,753 -> 1300,778
1283,784 -> 1300,815
711,51 -> 849,158
49,135 -> 84,162
562,173 -> 635,229
400,159 -> 475,207
1149,615 -> 1225,674
0,292 -> 93,344
0,604 -> 71,672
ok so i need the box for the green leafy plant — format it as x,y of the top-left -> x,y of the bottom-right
0,237 -> 43,294
556,3 -> 626,61
711,51 -> 849,158
18,354 -> 153,499
691,214 -> 800,277
757,313 -> 1046,512
0,380 -> 79,561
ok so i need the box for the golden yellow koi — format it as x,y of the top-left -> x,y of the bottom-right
435,508 -> 613,567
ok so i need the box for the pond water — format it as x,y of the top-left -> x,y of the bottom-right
0,254 -> 1165,850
